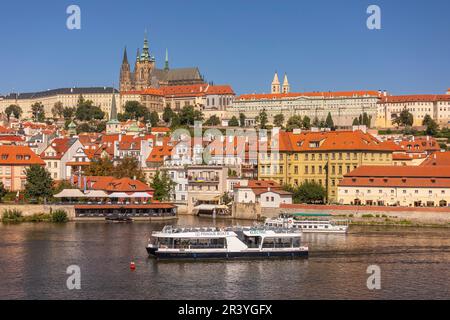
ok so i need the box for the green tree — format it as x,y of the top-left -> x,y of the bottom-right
325,112 -> 334,129
362,112 -> 371,128
302,116 -> 311,129
179,105 -> 204,126
84,157 -> 115,176
52,101 -> 64,119
162,106 -> 174,124
114,157 -> 146,182
170,113 -> 181,129
256,110 -> 268,129
284,181 -> 326,204
24,165 -> 54,202
31,102 -> 45,122
312,116 -> 320,127
151,170 -> 176,201
125,101 -> 149,120
149,111 -> 160,127
422,114 -> 434,127
393,108 -> 413,127
423,115 -> 439,136
5,104 -> 22,121
76,100 -> 105,121
204,115 -> 221,126
286,115 -> 302,131
63,107 -> 76,120
228,116 -> 239,127
0,182 -> 7,202
273,114 -> 285,128
352,118 -> 360,126
239,113 -> 246,127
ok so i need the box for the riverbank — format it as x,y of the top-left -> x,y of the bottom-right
270,204 -> 450,228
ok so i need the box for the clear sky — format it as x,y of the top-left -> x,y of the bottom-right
0,0 -> 449,96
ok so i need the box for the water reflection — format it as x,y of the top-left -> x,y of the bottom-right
0,219 -> 449,299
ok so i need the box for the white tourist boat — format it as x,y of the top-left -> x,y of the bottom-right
146,225 -> 308,260
265,213 -> 349,234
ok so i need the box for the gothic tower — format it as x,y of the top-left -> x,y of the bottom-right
282,73 -> 290,94
119,47 -> 132,92
271,72 -> 280,94
133,31 -> 156,91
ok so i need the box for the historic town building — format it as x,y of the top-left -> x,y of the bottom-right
228,74 -> 382,127
119,33 -> 205,92
0,87 -> 118,120
338,166 -> 450,207
376,93 -> 450,128
257,129 -> 395,202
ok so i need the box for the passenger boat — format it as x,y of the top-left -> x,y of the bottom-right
146,225 -> 308,260
265,213 -> 349,234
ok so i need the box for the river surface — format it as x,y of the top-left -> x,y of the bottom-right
0,216 -> 449,300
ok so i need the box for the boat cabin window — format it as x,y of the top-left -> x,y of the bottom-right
262,237 -> 300,248
244,236 -> 262,248
157,237 -> 226,249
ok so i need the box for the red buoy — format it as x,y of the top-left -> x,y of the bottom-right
130,262 -> 136,271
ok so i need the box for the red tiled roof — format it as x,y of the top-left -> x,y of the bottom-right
237,91 -> 379,101
40,138 -> 72,160
422,152 -> 450,166
141,88 -> 164,96
0,145 -> 45,165
397,137 -> 440,154
340,166 -> 450,188
147,145 -> 174,163
379,95 -> 450,104
344,165 -> 450,178
151,127 -> 171,133
261,130 -> 395,153
0,126 -> 15,134
73,176 -> 153,193
0,135 -> 25,142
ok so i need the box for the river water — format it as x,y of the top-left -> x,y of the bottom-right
0,216 -> 449,300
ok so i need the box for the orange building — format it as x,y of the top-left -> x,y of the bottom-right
0,145 -> 45,191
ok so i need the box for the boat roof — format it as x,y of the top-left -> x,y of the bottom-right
292,213 -> 332,217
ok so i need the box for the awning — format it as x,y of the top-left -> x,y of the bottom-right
194,204 -> 228,211
84,190 -> 109,198
130,192 -> 153,198
196,194 -> 221,201
108,192 -> 133,198
54,189 -> 86,198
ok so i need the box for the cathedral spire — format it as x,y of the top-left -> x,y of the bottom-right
136,48 -> 140,62
122,46 -> 129,64
110,89 -> 118,121
164,48 -> 169,71
141,29 -> 150,61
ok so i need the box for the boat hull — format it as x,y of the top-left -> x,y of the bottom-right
146,248 -> 308,260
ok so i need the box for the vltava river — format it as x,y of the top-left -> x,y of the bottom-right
0,216 -> 449,299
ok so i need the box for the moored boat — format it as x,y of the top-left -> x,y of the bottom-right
146,225 -> 308,260
265,213 -> 349,234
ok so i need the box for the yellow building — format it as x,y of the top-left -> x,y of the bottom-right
258,130 -> 394,202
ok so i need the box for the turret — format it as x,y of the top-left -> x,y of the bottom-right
271,72 -> 280,94
282,73 -> 290,94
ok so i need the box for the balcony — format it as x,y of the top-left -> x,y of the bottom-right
188,175 -> 220,184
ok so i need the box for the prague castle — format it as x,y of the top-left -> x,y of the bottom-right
119,32 -> 205,92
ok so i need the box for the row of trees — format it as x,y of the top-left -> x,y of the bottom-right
352,112 -> 372,128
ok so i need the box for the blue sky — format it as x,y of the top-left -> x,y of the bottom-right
0,0 -> 449,95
